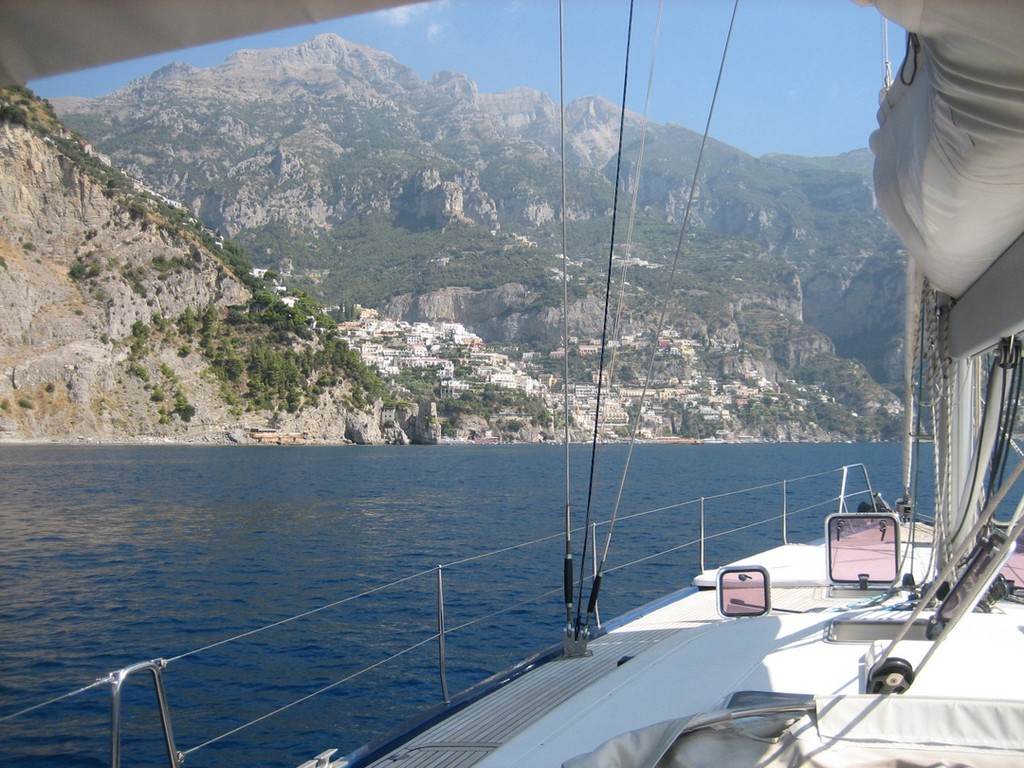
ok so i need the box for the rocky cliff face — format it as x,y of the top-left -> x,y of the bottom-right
0,119 -> 235,439
55,34 -> 556,239
383,283 -> 616,346
802,254 -> 905,384
48,31 -> 908,423
57,33 -> 882,256
0,100 -> 420,444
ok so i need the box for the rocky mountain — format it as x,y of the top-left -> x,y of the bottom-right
0,87 -> 436,444
1,32 -> 910,442
54,33 -> 904,395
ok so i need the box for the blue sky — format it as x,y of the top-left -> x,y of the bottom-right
29,0 -> 895,158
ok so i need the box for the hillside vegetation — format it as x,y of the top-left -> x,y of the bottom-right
0,86 -> 406,443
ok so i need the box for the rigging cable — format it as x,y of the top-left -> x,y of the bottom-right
576,0 -> 742,638
948,347 -> 1011,548
607,1 -> 666,392
987,337 -> 1022,501
881,16 -> 893,89
573,0 -> 637,639
570,0 -> 667,642
873,448 -> 1024,674
557,0 -> 575,635
929,290 -> 955,567
906,277 -> 932,578
901,258 -> 919,505
886,480 -> 1024,689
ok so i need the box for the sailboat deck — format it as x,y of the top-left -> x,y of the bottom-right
356,582 -> 825,768
348,523 -> 990,768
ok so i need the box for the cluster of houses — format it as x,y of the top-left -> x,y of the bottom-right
334,311 -> 824,441
247,270 -> 888,441
338,311 -> 544,399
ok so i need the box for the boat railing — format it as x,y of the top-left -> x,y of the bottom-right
0,463 -> 880,768
838,462 -> 876,513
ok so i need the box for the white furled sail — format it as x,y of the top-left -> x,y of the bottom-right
861,0 -> 1024,563
864,0 -> 1024,301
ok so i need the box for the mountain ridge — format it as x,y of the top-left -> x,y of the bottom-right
54,30 -> 904,388
0,31 -> 906,441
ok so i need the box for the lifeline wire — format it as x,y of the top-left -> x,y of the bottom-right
5,461 -> 847,744
166,570 -> 431,663
0,678 -> 108,724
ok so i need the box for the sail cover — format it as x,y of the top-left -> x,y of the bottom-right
863,0 -> 1024,299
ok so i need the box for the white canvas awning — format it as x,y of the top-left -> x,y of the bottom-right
0,0 -> 421,85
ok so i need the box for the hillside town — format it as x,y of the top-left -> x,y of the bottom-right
335,310 -> 897,443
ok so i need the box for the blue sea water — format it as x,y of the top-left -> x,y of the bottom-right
0,442 -> 921,768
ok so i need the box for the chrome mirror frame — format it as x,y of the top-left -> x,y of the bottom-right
826,512 -> 900,587
717,566 -> 771,618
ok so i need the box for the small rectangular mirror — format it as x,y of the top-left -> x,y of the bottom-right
826,513 -> 900,587
718,566 -> 771,617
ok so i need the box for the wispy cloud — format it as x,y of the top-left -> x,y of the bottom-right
379,5 -> 430,27
379,1 -> 450,28
377,3 -> 449,46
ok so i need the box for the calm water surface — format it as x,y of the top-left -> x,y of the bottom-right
0,442 -> 921,767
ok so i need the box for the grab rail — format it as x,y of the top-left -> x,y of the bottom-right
107,660 -> 181,768
0,463 -> 879,768
838,463 -> 875,513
